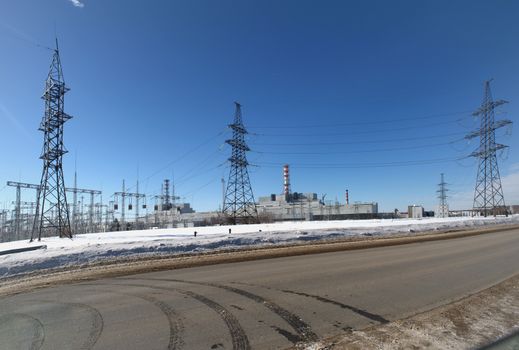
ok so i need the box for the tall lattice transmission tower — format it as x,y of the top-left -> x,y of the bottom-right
436,173 -> 449,218
466,80 -> 512,217
222,102 -> 258,224
163,179 -> 171,210
31,41 -> 73,241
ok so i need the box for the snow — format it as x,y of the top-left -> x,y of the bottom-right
1,216 -> 518,279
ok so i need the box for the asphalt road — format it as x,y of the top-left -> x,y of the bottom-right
1,228 -> 519,350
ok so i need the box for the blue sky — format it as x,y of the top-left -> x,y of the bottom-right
0,0 -> 518,214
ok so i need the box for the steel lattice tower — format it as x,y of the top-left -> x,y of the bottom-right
222,102 -> 258,224
31,41 -> 73,241
436,173 -> 449,218
163,179 -> 171,210
467,80 -> 512,217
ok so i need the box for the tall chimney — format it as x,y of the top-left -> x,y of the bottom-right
346,189 -> 349,205
283,164 -> 291,200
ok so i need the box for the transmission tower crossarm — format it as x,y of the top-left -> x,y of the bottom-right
469,144 -> 508,158
66,187 -> 102,195
472,99 -> 508,116
7,181 -> 40,190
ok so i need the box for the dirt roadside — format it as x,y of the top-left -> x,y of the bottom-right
1,223 -> 518,298
299,272 -> 519,350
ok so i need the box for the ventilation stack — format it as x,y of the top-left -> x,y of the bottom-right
283,164 -> 291,202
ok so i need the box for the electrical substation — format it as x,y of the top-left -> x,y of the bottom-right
0,46 -> 515,243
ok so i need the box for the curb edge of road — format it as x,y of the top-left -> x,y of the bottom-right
298,272 -> 519,350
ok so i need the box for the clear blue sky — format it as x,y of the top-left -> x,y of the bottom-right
0,0 -> 518,213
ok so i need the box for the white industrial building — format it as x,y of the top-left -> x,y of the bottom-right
408,205 -> 424,218
257,192 -> 378,221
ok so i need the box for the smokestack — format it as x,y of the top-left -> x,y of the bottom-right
283,164 -> 291,200
346,189 -> 349,205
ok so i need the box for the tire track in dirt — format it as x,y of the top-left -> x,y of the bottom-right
0,313 -> 45,350
97,282 -> 250,350
125,277 -> 319,343
233,282 -> 388,324
128,294 -> 184,350
26,300 -> 103,350
280,289 -> 389,324
177,289 -> 251,350
81,285 -> 184,350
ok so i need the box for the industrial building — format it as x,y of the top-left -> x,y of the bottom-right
257,193 -> 378,221
256,165 -> 378,221
408,205 -> 424,218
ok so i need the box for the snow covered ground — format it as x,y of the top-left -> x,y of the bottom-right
1,216 -> 518,279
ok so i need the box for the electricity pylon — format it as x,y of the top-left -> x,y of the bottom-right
466,80 -> 512,217
32,40 -> 73,241
436,173 -> 449,218
222,102 -> 258,224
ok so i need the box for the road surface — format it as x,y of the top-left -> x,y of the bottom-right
1,228 -> 519,349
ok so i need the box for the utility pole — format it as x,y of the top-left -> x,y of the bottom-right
79,196 -> 84,233
0,210 -> 9,242
14,202 -> 36,238
136,180 -> 140,225
171,178 -> 180,206
72,170 -> 78,232
32,40 -> 73,241
437,173 -> 449,218
222,102 -> 258,224
221,177 -> 225,211
466,80 -> 512,217
114,179 -> 145,230
8,180 -> 100,237
7,181 -> 40,240
66,187 -> 101,233
107,201 -> 115,230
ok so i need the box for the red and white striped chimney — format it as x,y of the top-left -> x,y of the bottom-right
283,164 -> 290,197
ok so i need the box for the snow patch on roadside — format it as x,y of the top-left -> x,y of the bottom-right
1,216 -> 517,279
302,272 -> 519,350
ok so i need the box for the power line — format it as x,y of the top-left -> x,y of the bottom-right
254,156 -> 464,169
252,138 -> 466,155
175,162 -> 226,189
182,176 -> 221,198
122,129 -> 228,194
248,110 -> 472,129
250,117 -> 471,137
0,22 -> 53,51
249,131 -> 468,147
174,149 -> 226,186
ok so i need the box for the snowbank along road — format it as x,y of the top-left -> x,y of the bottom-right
1,216 -> 517,279
1,227 -> 519,349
